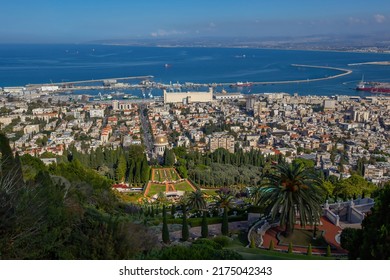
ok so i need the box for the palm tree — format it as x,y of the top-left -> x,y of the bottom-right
186,189 -> 207,211
214,188 -> 234,210
255,162 -> 324,237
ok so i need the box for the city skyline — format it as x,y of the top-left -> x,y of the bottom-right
1,0 -> 389,43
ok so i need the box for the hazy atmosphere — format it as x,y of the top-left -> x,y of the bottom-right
1,0 -> 389,43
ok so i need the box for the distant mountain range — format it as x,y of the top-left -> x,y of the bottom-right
89,34 -> 390,52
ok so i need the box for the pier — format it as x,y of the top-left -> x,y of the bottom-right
25,64 -> 352,92
26,75 -> 154,87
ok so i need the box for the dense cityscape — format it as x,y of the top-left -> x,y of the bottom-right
1,81 -> 389,260
1,1 -> 390,269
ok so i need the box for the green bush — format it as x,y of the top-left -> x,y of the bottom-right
193,238 -> 222,250
213,235 -> 231,247
167,215 -> 247,227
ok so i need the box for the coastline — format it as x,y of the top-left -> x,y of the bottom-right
99,42 -> 390,55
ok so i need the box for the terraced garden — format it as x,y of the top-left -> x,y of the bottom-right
144,168 -> 196,197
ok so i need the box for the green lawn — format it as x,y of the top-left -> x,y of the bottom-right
147,184 -> 166,196
154,170 -> 161,182
170,169 -> 179,180
153,168 -> 178,182
174,181 -> 195,192
227,239 -> 333,260
278,229 -> 328,248
233,247 -> 333,260
202,189 -> 218,196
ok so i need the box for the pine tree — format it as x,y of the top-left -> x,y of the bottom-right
181,207 -> 189,241
221,207 -> 229,236
201,211 -> 208,238
162,205 -> 170,244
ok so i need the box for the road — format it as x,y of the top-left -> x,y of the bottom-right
139,103 -> 154,159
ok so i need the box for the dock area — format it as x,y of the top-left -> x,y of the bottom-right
22,64 -> 353,93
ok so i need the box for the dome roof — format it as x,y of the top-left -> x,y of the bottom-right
154,135 -> 168,145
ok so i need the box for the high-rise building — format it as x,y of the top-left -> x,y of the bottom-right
207,132 -> 235,153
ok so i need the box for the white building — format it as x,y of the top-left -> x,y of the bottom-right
24,124 -> 40,135
90,109 -> 105,118
112,100 -> 132,111
164,88 -> 213,104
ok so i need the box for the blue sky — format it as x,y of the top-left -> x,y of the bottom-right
1,0 -> 389,43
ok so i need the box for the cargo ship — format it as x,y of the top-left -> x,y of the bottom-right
356,80 -> 390,93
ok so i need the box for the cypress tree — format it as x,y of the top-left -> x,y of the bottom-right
250,236 -> 256,248
162,205 -> 170,244
134,160 -> 141,184
0,133 -> 15,175
288,242 -> 293,254
181,207 -> 189,241
170,204 -> 176,218
307,243 -> 312,256
140,156 -> 150,183
269,239 -> 274,251
128,161 -> 135,183
221,207 -> 229,236
115,154 -> 127,183
150,206 -> 155,218
326,245 -> 332,257
201,211 -> 208,238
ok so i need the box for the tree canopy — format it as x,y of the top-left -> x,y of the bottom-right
255,162 -> 324,236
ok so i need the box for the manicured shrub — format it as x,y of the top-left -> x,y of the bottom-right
201,211 -> 208,238
162,205 -> 170,244
213,235 -> 231,247
181,208 -> 189,241
288,242 -> 293,254
221,207 -> 228,236
269,239 -> 274,251
326,245 -> 331,257
307,244 -> 312,256
250,236 -> 256,248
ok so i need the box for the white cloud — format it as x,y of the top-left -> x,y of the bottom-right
374,14 -> 386,23
348,17 -> 366,24
150,29 -> 186,37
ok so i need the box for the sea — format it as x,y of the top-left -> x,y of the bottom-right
0,44 -> 390,98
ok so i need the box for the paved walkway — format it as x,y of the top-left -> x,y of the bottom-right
260,217 -> 348,255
